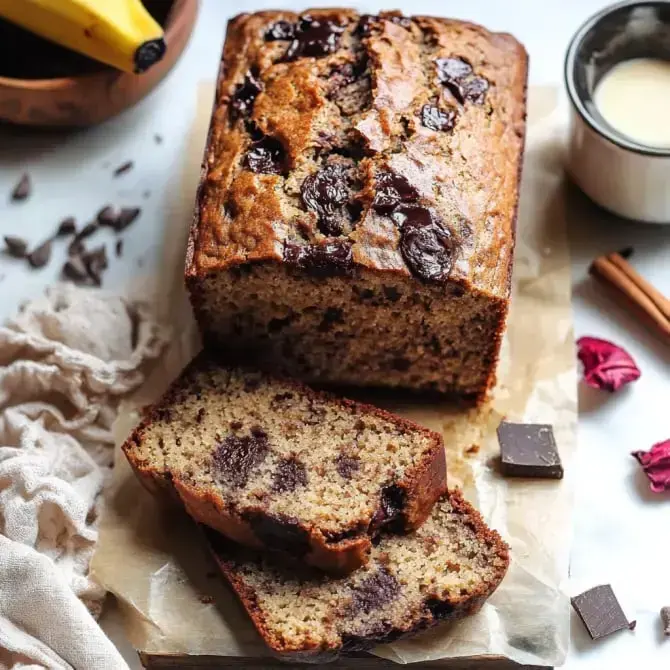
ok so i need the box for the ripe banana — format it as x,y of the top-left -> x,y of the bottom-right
0,0 -> 166,74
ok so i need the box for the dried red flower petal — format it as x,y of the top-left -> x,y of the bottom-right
576,336 -> 641,392
632,440 -> 670,493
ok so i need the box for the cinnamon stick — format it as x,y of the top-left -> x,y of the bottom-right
590,252 -> 670,342
607,252 -> 670,321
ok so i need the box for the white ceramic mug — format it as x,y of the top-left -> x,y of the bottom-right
565,0 -> 670,224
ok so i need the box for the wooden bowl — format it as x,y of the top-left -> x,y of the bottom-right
0,0 -> 198,127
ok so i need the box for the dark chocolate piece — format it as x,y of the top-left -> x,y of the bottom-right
244,136 -> 287,176
272,457 -> 307,493
11,173 -> 31,201
373,170 -> 419,214
281,15 -> 345,62
421,104 -> 456,132
283,240 -> 354,277
212,431 -> 269,488
265,20 -> 295,41
26,239 -> 52,268
496,421 -> 563,479
113,160 -> 134,177
230,72 -> 263,121
349,568 -> 399,614
435,57 -> 489,105
463,77 -> 489,104
243,512 -> 310,555
301,163 -> 351,236
396,206 -> 455,283
571,585 -> 636,640
4,235 -> 28,258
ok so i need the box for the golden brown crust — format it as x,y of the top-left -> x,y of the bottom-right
186,9 -> 527,295
205,489 -> 510,661
123,353 -> 446,575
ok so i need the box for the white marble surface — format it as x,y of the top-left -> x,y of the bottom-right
1,1 -> 669,667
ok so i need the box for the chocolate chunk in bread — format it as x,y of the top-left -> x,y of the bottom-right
205,489 -> 509,660
122,354 -> 446,574
186,10 -> 527,403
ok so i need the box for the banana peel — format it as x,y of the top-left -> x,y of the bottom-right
0,0 -> 166,74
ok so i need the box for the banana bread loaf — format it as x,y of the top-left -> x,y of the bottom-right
205,489 -> 509,661
186,9 -> 527,402
123,355 -> 446,574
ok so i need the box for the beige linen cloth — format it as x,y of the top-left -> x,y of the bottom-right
0,284 -> 169,670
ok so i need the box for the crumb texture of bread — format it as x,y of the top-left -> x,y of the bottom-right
186,9 -> 528,402
123,355 -> 446,572
207,489 -> 510,659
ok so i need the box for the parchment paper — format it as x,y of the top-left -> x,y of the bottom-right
92,85 -> 576,667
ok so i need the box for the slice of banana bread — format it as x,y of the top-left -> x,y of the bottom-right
123,354 -> 446,574
205,489 -> 509,661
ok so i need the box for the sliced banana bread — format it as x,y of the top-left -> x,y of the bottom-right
123,354 -> 446,574
205,489 -> 509,661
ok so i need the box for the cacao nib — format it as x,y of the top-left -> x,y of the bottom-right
632,439 -> 670,493
283,239 -> 354,277
281,15 -> 345,62
349,568 -> 399,614
62,256 -> 89,283
300,164 -> 350,235
4,235 -> 28,258
113,160 -> 134,177
265,20 -> 295,41
576,337 -> 641,392
26,239 -> 52,268
272,457 -> 308,493
115,207 -> 141,232
421,104 -> 456,132
372,171 -> 419,213
661,607 -> 670,635
56,217 -> 76,236
97,205 -> 118,227
243,136 -> 287,175
230,72 -> 263,121
395,205 -> 455,282
76,221 -> 98,240
11,173 -> 31,201
212,430 -> 269,488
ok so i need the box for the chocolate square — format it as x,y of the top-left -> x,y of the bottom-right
571,585 -> 635,640
497,421 -> 563,479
